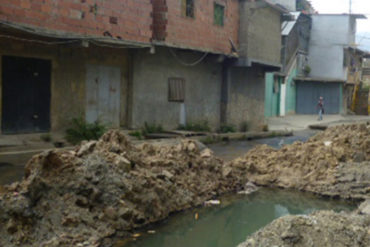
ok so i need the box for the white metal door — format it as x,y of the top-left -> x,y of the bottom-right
86,65 -> 121,127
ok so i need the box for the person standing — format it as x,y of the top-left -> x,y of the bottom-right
317,96 -> 324,121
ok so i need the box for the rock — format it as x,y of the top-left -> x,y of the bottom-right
77,141 -> 97,156
200,148 -> 212,158
358,200 -> 370,215
104,206 -> 118,220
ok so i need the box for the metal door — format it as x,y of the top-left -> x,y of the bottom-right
296,81 -> 341,114
86,65 -> 121,127
2,56 -> 51,134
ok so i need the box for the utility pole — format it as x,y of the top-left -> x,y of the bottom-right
349,0 -> 352,14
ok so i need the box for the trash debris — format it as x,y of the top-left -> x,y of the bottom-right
204,200 -> 221,206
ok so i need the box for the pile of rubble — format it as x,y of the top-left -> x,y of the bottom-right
238,200 -> 370,247
228,124 -> 370,199
0,131 -> 241,247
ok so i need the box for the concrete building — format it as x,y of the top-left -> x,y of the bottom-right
295,14 -> 366,115
0,0 -> 243,133
228,0 -> 286,130
0,0 -> 153,134
131,0 -> 240,130
265,11 -> 311,118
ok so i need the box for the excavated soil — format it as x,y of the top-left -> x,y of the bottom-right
0,131 -> 243,247
228,123 -> 370,200
0,124 -> 369,246
238,200 -> 370,247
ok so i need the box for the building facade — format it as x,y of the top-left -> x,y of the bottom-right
295,14 -> 366,115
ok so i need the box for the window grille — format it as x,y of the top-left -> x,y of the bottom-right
168,78 -> 185,102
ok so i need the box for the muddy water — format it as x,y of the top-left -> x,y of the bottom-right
122,188 -> 356,247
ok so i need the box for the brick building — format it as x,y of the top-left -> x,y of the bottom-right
0,0 -> 284,134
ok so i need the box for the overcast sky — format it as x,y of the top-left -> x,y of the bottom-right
310,0 -> 370,50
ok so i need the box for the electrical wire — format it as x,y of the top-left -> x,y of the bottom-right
168,48 -> 208,66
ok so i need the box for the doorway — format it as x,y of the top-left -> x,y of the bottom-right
1,56 -> 51,134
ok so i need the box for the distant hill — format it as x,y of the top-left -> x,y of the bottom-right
357,32 -> 370,52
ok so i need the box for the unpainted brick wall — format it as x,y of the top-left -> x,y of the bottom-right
0,0 -> 153,43
152,0 -> 239,54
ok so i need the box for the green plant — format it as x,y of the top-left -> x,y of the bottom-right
40,133 -> 52,142
129,130 -> 143,140
177,120 -> 211,132
239,121 -> 249,132
219,124 -> 236,133
142,122 -> 164,136
262,124 -> 269,132
65,117 -> 106,145
303,65 -> 311,75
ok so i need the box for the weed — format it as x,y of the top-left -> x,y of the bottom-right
219,124 -> 236,133
129,130 -> 143,140
177,120 -> 211,132
142,122 -> 164,136
65,117 -> 106,145
262,124 -> 269,132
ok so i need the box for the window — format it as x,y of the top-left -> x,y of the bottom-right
168,78 -> 185,102
214,3 -> 224,26
182,0 -> 194,18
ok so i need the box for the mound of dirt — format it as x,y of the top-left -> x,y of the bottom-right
0,130 -> 239,247
228,124 -> 370,199
238,200 -> 370,247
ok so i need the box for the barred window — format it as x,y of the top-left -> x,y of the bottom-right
168,78 -> 185,102
182,0 -> 194,18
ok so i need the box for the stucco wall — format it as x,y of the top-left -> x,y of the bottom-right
0,38 -> 129,133
131,48 -> 222,130
228,66 -> 265,130
308,15 -> 356,80
239,1 -> 282,65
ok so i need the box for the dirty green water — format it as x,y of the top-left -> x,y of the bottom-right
122,188 -> 356,247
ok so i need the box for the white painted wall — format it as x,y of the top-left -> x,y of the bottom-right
308,15 -> 357,80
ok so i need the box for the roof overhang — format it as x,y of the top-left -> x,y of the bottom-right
249,0 -> 291,15
0,20 -> 151,48
311,14 -> 367,19
233,57 -> 282,71
294,76 -> 346,83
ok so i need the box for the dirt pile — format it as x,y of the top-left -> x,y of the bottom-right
228,124 -> 370,199
0,130 -> 239,247
238,200 -> 370,247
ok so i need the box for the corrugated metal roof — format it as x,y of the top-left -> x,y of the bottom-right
281,11 -> 301,36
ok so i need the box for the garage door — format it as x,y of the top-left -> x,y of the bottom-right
296,81 -> 341,114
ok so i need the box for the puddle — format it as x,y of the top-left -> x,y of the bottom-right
122,188 -> 356,247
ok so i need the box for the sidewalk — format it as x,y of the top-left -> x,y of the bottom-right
268,115 -> 370,131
